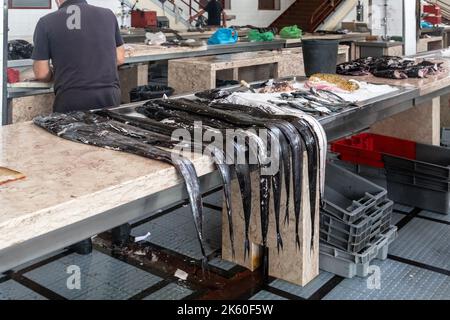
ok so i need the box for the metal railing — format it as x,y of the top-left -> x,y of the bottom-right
178,0 -> 226,19
179,0 -> 201,17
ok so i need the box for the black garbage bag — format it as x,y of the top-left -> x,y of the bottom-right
130,85 -> 175,102
8,40 -> 34,60
216,79 -> 239,87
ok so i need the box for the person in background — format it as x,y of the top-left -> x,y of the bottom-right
32,0 -> 125,113
32,0 -> 128,254
188,0 -> 227,27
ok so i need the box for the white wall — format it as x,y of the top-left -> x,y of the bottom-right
226,0 -> 296,27
371,0 -> 403,37
8,0 -> 296,39
342,0 -> 370,24
403,0 -> 417,55
8,0 -> 122,40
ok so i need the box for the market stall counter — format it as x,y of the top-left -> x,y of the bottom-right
0,77 -> 419,285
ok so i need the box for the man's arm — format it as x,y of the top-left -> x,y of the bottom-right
116,45 -> 125,66
32,19 -> 52,82
114,14 -> 125,66
33,60 -> 53,82
189,9 -> 206,23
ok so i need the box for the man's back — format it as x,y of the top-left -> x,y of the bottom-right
32,0 -> 124,112
204,0 -> 223,26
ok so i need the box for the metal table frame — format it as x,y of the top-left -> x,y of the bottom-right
7,41 -> 288,69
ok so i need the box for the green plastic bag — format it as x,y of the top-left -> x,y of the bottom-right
280,25 -> 302,39
248,29 -> 275,42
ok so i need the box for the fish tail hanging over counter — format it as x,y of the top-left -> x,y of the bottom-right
33,112 -> 210,267
32,83 -> 329,273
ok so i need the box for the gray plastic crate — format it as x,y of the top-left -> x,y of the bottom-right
383,143 -> 450,180
331,159 -> 387,188
385,168 -> 450,192
387,180 -> 450,215
319,226 -> 398,278
323,164 -> 388,223
320,200 -> 393,252
320,229 -> 371,253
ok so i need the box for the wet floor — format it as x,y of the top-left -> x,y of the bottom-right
1,193 -> 450,300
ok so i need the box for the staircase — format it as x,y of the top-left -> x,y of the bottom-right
139,0 -> 225,29
139,0 -> 192,29
270,0 -> 346,32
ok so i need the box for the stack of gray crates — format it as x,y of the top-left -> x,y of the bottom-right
383,143 -> 450,215
319,163 -> 397,278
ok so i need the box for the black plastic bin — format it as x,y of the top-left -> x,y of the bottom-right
302,39 -> 339,76
130,85 -> 174,102
383,143 -> 450,180
386,179 -> 450,214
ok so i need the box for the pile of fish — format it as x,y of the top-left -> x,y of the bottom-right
337,56 -> 444,79
8,40 -> 33,60
34,93 -> 329,276
212,81 -> 359,117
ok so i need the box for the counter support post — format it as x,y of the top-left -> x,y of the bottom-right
370,97 -> 440,145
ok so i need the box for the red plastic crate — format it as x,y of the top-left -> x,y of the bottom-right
423,15 -> 442,25
423,4 -> 441,16
330,133 -> 417,168
131,10 -> 157,28
7,68 -> 20,83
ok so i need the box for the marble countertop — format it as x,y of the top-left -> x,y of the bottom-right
2,50 -> 450,254
169,49 -> 303,70
170,45 -> 348,69
0,122 -> 215,251
354,41 -> 404,47
124,43 -> 208,58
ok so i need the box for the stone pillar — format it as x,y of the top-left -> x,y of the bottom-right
370,97 -> 440,145
118,63 -> 149,104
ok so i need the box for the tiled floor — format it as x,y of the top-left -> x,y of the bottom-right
2,193 -> 450,300
143,283 -> 193,300
323,259 -> 450,300
0,280 -> 46,300
247,208 -> 450,301
249,290 -> 287,300
269,272 -> 335,299
418,210 -> 450,223
131,205 -> 222,260
389,217 -> 450,272
23,251 -> 163,300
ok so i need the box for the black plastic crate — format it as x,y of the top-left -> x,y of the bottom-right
387,180 -> 450,214
323,163 -> 388,223
385,168 -> 450,192
383,143 -> 450,180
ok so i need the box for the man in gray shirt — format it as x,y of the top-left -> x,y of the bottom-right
32,0 -> 125,113
32,0 -> 128,254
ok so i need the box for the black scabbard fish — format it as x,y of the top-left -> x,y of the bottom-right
34,112 -> 209,269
